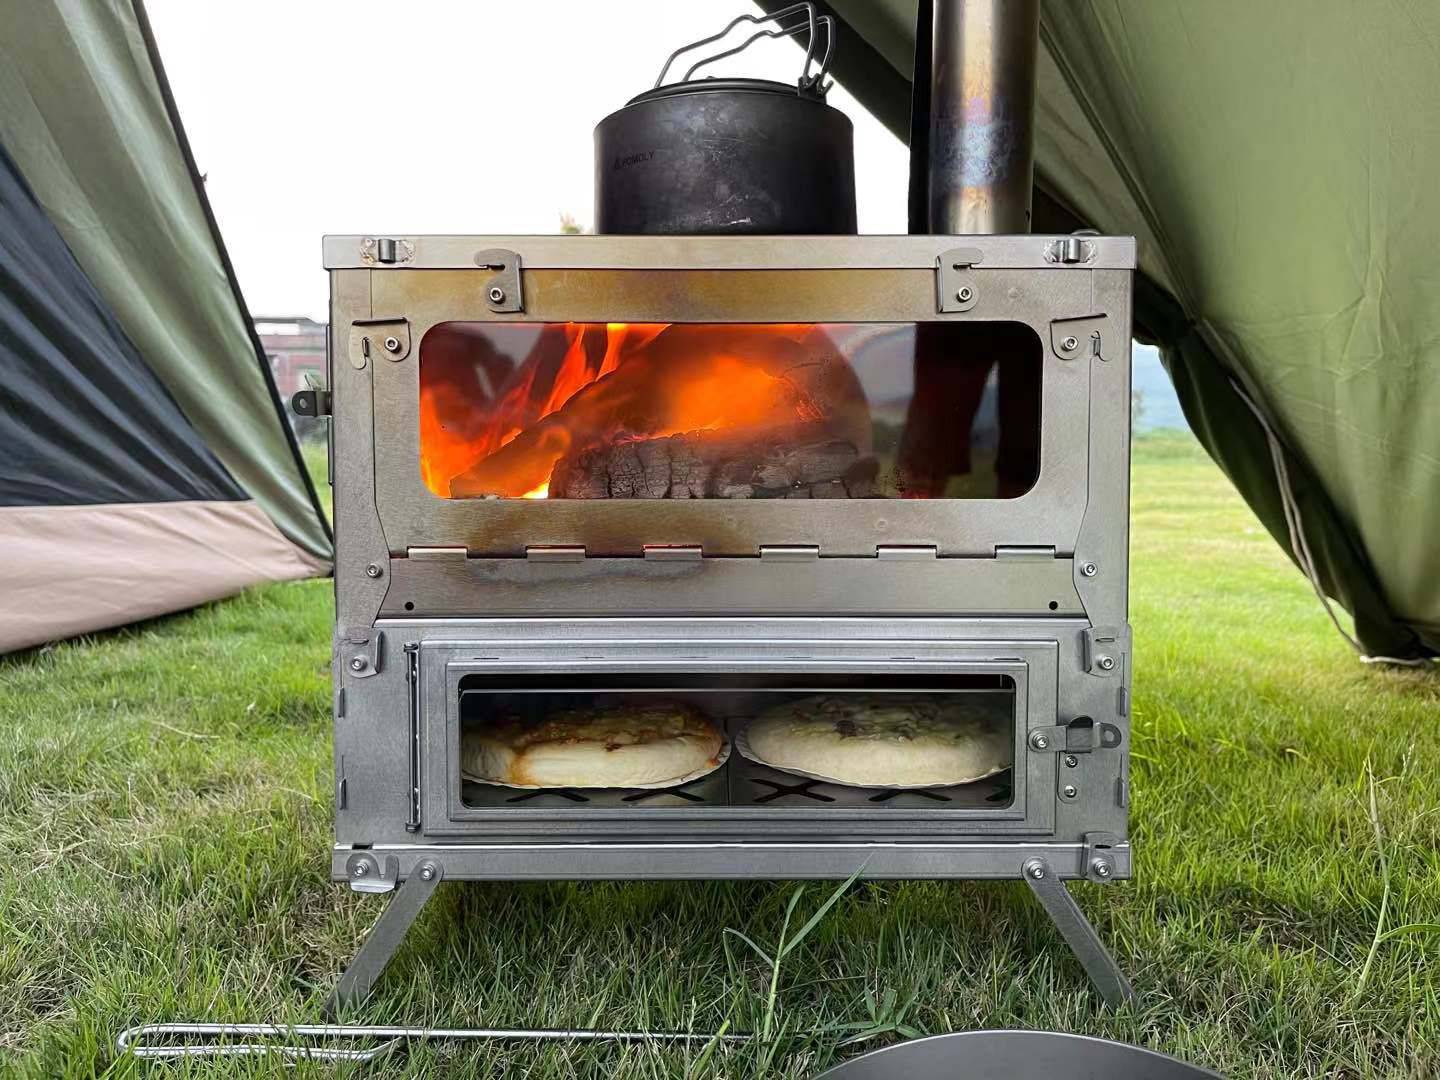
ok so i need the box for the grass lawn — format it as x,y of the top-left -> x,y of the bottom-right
3,432 -> 1437,1078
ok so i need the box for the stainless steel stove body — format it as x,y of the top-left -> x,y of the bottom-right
311,233 -> 1135,1008
319,231 -> 1133,881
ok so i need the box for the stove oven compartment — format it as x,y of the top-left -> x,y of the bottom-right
416,640 -> 1061,842
456,671 -> 1017,811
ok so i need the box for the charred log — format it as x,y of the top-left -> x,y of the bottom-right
549,425 -> 878,499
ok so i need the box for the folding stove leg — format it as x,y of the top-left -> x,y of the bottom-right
1021,858 -> 1134,1007
325,859 -> 443,1017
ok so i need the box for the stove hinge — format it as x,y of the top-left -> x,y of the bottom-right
404,641 -> 421,833
407,546 -> 468,561
995,545 -> 1057,561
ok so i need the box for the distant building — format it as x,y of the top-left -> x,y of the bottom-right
255,316 -> 327,439
256,316 -> 326,401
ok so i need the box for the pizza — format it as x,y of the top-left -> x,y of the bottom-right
461,700 -> 725,788
741,695 -> 1009,787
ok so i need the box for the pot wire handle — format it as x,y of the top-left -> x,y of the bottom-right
653,3 -> 835,94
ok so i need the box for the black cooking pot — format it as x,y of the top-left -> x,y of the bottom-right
594,5 -> 856,235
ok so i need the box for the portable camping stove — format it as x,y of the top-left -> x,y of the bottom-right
297,230 -> 1136,1012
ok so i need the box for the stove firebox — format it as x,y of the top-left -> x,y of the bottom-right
311,233 -> 1135,1011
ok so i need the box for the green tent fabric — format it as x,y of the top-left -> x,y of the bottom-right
0,0 -> 331,561
798,0 -> 1439,660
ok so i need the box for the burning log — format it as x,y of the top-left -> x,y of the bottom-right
548,424 -> 878,499
445,325 -> 873,498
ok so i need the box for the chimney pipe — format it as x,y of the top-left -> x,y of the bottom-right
919,0 -> 1040,235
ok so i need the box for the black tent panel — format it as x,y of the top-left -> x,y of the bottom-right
0,140 -> 245,508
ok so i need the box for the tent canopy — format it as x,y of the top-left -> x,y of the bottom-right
781,0 -> 1440,660
0,0 -> 330,652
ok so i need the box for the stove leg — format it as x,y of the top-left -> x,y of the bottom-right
325,859 -> 443,1017
1022,858 -> 1134,1007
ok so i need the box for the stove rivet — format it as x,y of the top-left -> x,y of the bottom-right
1097,655 -> 1116,671
1090,859 -> 1113,879
1063,754 -> 1079,768
418,865 -> 436,881
383,335 -> 401,353
1025,861 -> 1046,880
488,286 -> 506,304
1028,731 -> 1051,751
956,286 -> 974,303
365,563 -> 383,578
1062,784 -> 1078,798
1061,335 -> 1079,351
1081,562 -> 1098,577
349,657 -> 367,672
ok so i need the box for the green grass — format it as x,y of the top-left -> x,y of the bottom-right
2,431 -> 1437,1078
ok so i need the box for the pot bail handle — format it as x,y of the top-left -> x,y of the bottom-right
652,2 -> 835,95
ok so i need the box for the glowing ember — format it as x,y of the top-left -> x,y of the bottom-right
418,323 -> 870,498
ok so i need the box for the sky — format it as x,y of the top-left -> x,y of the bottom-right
145,0 -> 1181,429
145,0 -> 912,320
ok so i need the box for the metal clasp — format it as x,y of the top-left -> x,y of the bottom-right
936,247 -> 985,312
475,248 -> 524,313
341,628 -> 383,679
348,318 -> 410,369
1027,715 -> 1122,754
1050,314 -> 1107,361
1083,625 -> 1123,676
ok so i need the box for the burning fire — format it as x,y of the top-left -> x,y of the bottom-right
419,322 -> 868,499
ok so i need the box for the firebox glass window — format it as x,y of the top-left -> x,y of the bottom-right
419,322 -> 1042,500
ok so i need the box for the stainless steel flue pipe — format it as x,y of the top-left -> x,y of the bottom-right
925,0 -> 1040,234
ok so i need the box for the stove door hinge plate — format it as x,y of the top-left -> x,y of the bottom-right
348,317 -> 411,369
936,246 -> 985,313
995,544 -> 1057,561
1027,715 -> 1122,755
341,628 -> 382,678
476,247 -> 524,312
1083,624 -> 1123,676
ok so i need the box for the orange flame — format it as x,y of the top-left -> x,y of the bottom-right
419,323 -> 867,498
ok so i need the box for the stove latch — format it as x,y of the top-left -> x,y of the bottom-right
341,628 -> 383,679
1050,313 -> 1109,362
1083,624 -> 1123,676
475,247 -> 524,313
935,247 -> 984,313
1026,715 -> 1122,755
348,318 -> 410,369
